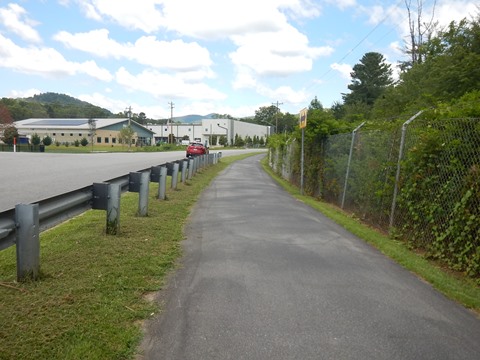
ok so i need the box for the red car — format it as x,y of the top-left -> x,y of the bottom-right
186,142 -> 208,157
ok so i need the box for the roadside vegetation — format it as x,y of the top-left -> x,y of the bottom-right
0,153 -> 255,360
267,13 -> 480,283
261,158 -> 480,314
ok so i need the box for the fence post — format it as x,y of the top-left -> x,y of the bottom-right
106,183 -> 121,235
341,122 -> 365,209
389,110 -> 424,228
15,204 -> 40,281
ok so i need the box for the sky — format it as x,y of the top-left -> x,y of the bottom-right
0,1 -> 478,119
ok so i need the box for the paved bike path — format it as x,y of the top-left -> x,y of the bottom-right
139,154 -> 480,359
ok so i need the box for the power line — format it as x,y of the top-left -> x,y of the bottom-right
307,0 -> 406,93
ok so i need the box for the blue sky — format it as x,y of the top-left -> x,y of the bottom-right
0,1 -> 477,119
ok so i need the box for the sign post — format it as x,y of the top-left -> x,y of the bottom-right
299,108 -> 307,195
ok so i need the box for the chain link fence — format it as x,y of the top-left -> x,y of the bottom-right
269,116 -> 480,277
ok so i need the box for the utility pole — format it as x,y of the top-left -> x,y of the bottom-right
125,106 -> 132,149
126,106 -> 132,127
168,101 -> 174,144
272,101 -> 283,134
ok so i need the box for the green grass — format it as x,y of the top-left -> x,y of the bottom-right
0,153 -> 256,360
261,157 -> 480,314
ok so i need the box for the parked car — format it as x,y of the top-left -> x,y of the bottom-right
186,142 -> 208,157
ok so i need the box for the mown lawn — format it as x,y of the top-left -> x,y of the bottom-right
0,153 -> 255,360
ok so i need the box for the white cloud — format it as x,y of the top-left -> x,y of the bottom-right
78,0 -> 164,33
115,67 -> 226,101
326,0 -> 356,11
54,30 -> 213,73
230,25 -> 334,77
0,34 -> 113,81
330,63 -> 352,80
0,3 -> 41,43
7,88 -> 43,99
435,0 -> 478,26
77,92 -> 128,114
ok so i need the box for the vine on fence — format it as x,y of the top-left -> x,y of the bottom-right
269,117 -> 480,280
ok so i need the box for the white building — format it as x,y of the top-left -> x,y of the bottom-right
148,118 -> 272,146
13,118 -> 155,146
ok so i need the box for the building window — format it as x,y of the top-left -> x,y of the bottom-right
79,133 -> 82,137
61,133 -> 64,136
52,133 -> 56,136
188,128 -> 191,131
205,128 -> 208,132
112,138 -> 117,144
97,137 -> 102,143
70,133 -> 73,136
105,137 -> 109,143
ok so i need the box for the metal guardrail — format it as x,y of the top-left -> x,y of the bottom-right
0,152 -> 221,281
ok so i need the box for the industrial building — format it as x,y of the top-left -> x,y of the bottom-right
11,117 -> 271,147
148,118 -> 271,146
13,118 -> 155,146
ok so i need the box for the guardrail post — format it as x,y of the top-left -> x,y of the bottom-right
129,172 -> 150,217
181,160 -> 188,183
171,163 -> 179,189
139,171 -> 150,216
188,158 -> 194,179
107,183 -> 121,235
151,165 -> 167,200
15,204 -> 40,281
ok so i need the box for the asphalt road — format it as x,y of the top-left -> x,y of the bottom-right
0,149 -> 264,212
139,154 -> 480,360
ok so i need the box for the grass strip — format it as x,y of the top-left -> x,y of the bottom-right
261,157 -> 480,314
0,153 -> 256,360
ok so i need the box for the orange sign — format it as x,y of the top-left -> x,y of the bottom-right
299,108 -> 307,129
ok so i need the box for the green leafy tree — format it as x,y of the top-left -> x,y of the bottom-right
309,96 -> 323,111
88,118 -> 96,151
234,134 -> 245,147
2,125 -> 18,145
120,125 -> 135,149
219,135 -> 227,146
42,135 -> 52,146
254,105 -> 277,128
0,103 -> 13,124
373,16 -> 480,117
343,52 -> 393,107
31,133 -> 41,146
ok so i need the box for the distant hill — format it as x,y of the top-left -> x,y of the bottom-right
1,92 -> 115,121
26,93 -> 95,107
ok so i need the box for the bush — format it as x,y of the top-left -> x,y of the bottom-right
42,135 -> 52,146
31,133 -> 41,146
80,137 -> 89,146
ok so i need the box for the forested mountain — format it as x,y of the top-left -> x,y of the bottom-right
0,92 -> 114,121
